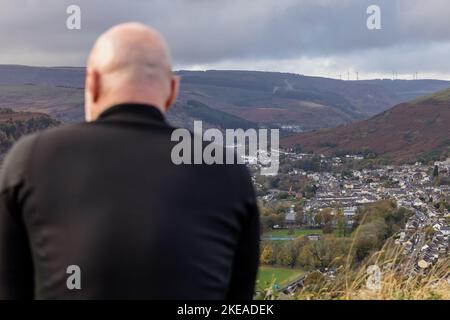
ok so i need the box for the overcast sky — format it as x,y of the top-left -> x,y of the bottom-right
1,0 -> 450,80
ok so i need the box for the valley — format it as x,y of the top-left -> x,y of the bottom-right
2,65 -> 450,133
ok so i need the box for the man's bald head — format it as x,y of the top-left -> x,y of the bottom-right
85,23 -> 179,121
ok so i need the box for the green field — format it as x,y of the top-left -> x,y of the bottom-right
257,266 -> 305,291
263,228 -> 323,238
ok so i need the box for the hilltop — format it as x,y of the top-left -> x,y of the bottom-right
281,88 -> 450,163
1,65 -> 450,131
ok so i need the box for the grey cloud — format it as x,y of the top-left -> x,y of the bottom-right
0,0 -> 449,78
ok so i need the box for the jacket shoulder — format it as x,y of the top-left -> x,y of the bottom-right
0,133 -> 39,192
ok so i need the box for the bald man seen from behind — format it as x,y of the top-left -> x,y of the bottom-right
0,23 -> 259,300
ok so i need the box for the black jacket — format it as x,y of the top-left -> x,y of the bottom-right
0,104 -> 259,300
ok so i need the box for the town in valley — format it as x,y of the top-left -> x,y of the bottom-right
247,149 -> 450,297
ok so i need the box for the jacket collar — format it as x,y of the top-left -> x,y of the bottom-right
97,103 -> 166,125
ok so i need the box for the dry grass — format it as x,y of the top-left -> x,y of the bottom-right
260,202 -> 450,300
294,241 -> 450,300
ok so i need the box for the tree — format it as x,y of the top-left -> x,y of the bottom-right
353,218 -> 387,262
260,245 -> 275,265
424,225 -> 435,239
322,220 -> 333,234
296,245 -> 313,269
335,209 -> 347,237
321,209 -> 334,234
433,165 -> 439,178
295,205 -> 305,225
307,240 -> 333,270
279,241 -> 302,268
314,212 -> 323,226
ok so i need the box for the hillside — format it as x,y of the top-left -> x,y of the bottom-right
281,88 -> 450,163
168,71 -> 450,131
1,65 -> 450,131
0,84 -> 84,122
0,108 -> 60,158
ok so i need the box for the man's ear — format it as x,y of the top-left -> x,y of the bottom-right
86,68 -> 101,104
164,75 -> 180,111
